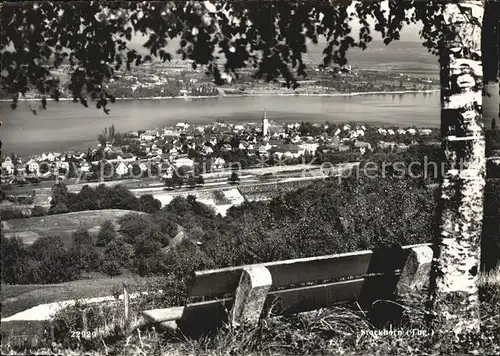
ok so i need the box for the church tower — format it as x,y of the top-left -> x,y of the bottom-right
262,108 -> 269,136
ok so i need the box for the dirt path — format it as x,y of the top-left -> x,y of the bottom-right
1,292 -> 145,322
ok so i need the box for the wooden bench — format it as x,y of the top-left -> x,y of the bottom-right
142,243 -> 433,336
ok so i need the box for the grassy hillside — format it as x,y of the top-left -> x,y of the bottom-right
1,210 -> 146,246
0,276 -> 151,319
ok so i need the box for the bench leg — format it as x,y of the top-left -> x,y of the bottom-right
230,265 -> 272,328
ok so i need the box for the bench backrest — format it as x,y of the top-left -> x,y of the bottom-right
188,243 -> 431,299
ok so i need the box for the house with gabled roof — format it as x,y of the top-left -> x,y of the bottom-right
212,157 -> 226,170
26,159 -> 40,174
254,142 -> 272,156
2,157 -> 15,174
116,162 -> 128,176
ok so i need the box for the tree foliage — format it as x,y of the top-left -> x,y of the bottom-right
101,238 -> 132,276
46,183 -> 154,214
26,235 -> 81,283
139,194 -> 162,214
70,228 -> 100,272
1,235 -> 33,284
1,1 -> 456,113
96,220 -> 117,247
118,212 -> 154,244
228,171 -> 240,184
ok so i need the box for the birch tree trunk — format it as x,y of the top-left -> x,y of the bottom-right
427,0 -> 485,336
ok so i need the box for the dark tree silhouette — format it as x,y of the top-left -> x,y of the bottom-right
228,171 -> 240,184
164,177 -> 175,190
1,1 -> 456,113
187,174 -> 197,189
139,194 -> 162,213
96,220 -> 117,247
131,164 -> 142,177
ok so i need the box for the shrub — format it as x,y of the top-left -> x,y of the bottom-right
0,207 -> 24,220
27,236 -> 81,283
100,239 -> 132,276
138,194 -> 161,214
31,205 -> 47,217
118,213 -> 152,244
49,202 -> 69,215
228,171 -> 240,184
133,238 -> 167,276
1,235 -> 35,284
96,220 -> 116,247
101,260 -> 122,276
17,196 -> 34,204
70,229 -> 101,272
45,182 -> 151,214
152,212 -> 179,238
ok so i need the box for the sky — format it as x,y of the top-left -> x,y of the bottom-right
127,1 -> 424,56
200,0 -> 423,42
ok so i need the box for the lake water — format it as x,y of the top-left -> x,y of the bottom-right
0,91 -> 457,157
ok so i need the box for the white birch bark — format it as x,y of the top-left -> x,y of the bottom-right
428,0 -> 485,336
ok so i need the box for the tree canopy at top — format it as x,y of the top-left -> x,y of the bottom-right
0,0 -> 453,112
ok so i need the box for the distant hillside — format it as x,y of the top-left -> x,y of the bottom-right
2,209 -> 146,246
127,37 -> 438,78
304,40 -> 439,78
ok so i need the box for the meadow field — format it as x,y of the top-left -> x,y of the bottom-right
1,210 -> 146,246
0,276 -> 152,319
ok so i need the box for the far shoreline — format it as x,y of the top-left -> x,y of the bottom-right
0,89 -> 439,103
2,89 -> 440,157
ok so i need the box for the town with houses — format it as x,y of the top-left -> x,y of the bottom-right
1,110 -> 438,185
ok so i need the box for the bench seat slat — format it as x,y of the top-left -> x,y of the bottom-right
265,275 -> 398,315
143,274 -> 400,324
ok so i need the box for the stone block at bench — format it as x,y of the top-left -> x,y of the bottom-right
230,265 -> 272,327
